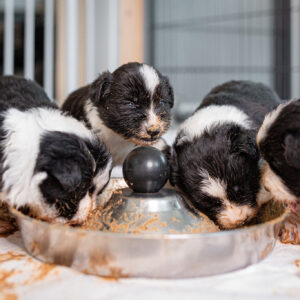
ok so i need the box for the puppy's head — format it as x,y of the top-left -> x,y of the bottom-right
173,124 -> 262,229
32,132 -> 112,224
89,62 -> 174,145
257,99 -> 300,208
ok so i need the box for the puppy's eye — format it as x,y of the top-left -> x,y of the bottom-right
233,185 -> 239,192
127,97 -> 139,107
159,98 -> 169,106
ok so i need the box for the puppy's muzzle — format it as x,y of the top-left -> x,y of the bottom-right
146,128 -> 160,138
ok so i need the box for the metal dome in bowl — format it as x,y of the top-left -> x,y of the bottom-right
94,146 -> 219,235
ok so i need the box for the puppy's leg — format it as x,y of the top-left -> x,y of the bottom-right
152,137 -> 170,156
151,137 -> 172,171
0,202 -> 17,236
279,206 -> 300,244
151,138 -> 180,190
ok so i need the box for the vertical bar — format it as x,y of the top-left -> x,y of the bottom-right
24,0 -> 35,79
78,0 -> 86,87
44,0 -> 55,99
85,0 -> 95,83
119,0 -> 144,65
291,0 -> 300,97
4,0 -> 15,75
55,0 -> 67,104
108,0 -> 119,71
144,0 -> 154,64
274,0 -> 291,99
66,0 -> 78,94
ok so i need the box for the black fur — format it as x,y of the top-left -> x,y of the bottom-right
0,76 -> 111,222
199,80 -> 280,127
258,99 -> 300,200
171,80 -> 280,228
0,75 -> 57,111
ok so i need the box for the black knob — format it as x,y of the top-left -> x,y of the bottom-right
123,146 -> 170,193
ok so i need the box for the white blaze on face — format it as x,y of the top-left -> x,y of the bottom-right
200,169 -> 256,229
139,64 -> 161,134
139,64 -> 160,95
145,103 -> 161,132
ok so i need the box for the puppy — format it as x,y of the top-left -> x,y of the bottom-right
257,99 -> 300,243
62,62 -> 174,165
170,80 -> 280,229
0,76 -> 112,225
257,99 -> 300,207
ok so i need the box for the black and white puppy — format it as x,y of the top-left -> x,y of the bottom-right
257,99 -> 300,211
0,76 -> 112,224
170,80 -> 280,229
62,62 -> 174,165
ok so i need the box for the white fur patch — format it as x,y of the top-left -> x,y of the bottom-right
176,105 -> 253,146
85,99 -> 136,165
256,184 -> 272,207
148,103 -> 159,124
262,163 -> 297,204
201,170 -> 227,200
257,99 -> 295,144
139,64 -> 160,95
1,107 -> 97,217
256,160 -> 272,207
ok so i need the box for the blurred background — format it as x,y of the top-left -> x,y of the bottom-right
0,0 -> 299,121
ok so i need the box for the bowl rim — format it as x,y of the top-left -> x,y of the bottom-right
9,201 -> 290,241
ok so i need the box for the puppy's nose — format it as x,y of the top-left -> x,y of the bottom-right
147,129 -> 160,138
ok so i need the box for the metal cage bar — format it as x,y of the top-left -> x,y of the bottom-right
3,0 -> 15,75
85,0 -> 95,83
275,0 -> 291,99
66,0 -> 78,94
24,0 -> 35,79
43,0 -> 55,99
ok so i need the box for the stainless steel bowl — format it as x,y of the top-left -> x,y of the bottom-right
10,178 -> 289,279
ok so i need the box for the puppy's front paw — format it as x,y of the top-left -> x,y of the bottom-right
0,203 -> 17,236
279,209 -> 300,244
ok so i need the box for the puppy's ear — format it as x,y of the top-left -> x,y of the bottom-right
162,76 -> 174,108
90,71 -> 112,103
239,136 -> 259,160
230,129 -> 259,160
284,132 -> 300,168
51,159 -> 82,192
